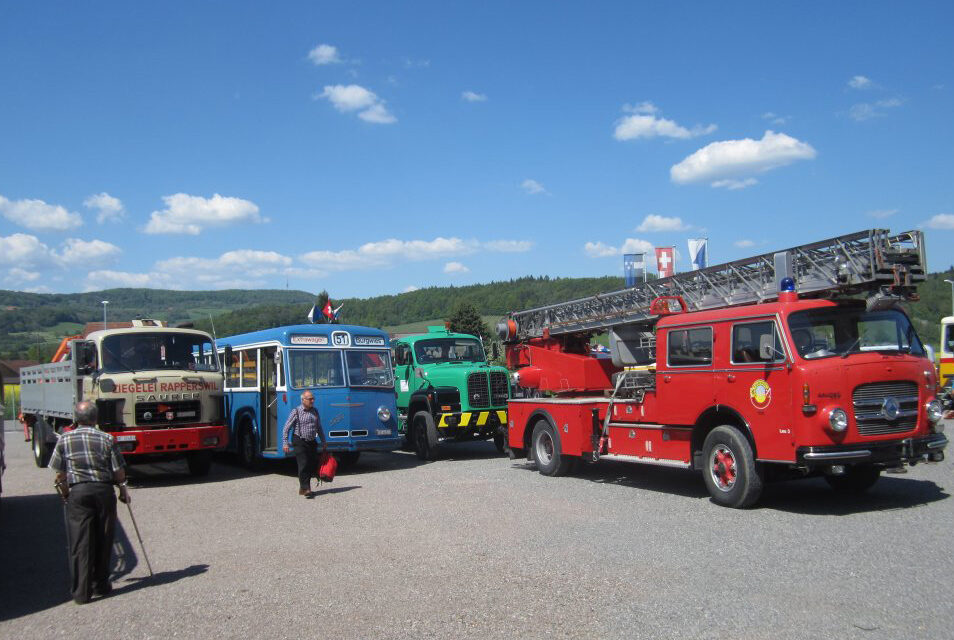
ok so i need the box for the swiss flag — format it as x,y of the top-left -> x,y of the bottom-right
655,247 -> 674,278
322,299 -> 334,321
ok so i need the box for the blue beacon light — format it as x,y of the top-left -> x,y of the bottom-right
779,277 -> 796,292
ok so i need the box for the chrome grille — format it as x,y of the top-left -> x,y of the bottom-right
852,381 -> 918,436
490,371 -> 509,406
467,373 -> 490,408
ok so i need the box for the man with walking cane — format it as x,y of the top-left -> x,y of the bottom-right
50,401 -> 129,604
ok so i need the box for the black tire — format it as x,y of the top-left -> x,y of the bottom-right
412,411 -> 439,461
531,420 -> 574,477
238,421 -> 259,470
32,425 -> 51,468
337,451 -> 361,468
186,451 -> 212,477
825,465 -> 881,494
701,425 -> 763,508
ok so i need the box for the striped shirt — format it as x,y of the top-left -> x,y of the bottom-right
282,405 -> 326,444
49,426 -> 126,486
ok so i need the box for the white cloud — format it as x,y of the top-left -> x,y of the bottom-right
3,267 -> 41,286
443,261 -> 469,274
762,112 -> 788,125
144,193 -> 262,235
636,214 -> 689,232
298,237 -> 527,273
0,195 -> 82,231
521,179 -> 548,195
483,240 -> 532,252
848,98 -> 903,122
0,233 -> 53,266
402,285 -> 420,293
86,249 -> 295,291
462,91 -> 487,102
308,44 -> 342,65
734,239 -> 756,248
84,192 -> 125,224
56,238 -> 121,266
614,103 -> 716,141
670,130 -> 817,188
848,75 -> 873,90
866,208 -> 898,219
318,84 -> 396,124
358,103 -> 397,124
711,178 -> 758,190
925,214 -> 954,230
585,238 -> 654,258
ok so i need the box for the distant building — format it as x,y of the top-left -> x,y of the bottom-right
0,359 -> 39,385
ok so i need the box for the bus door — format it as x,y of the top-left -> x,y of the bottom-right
260,346 -> 280,452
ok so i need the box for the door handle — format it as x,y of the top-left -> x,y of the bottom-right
663,375 -> 671,383
727,374 -> 736,382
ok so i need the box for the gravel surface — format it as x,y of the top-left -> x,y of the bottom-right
2,420 -> 952,639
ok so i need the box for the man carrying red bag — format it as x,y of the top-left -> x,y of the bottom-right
282,391 -> 327,497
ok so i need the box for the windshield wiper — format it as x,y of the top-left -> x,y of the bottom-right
102,344 -> 138,374
840,338 -> 861,359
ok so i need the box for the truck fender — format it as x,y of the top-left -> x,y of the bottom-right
522,409 -> 563,458
691,405 -> 755,470
408,391 -> 435,416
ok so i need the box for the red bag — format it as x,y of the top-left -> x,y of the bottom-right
318,452 -> 337,482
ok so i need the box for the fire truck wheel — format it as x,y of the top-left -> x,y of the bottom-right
531,421 -> 574,477
825,465 -> 881,494
32,426 -> 51,468
238,421 -> 259,471
702,426 -> 763,508
412,411 -> 439,461
187,451 -> 212,477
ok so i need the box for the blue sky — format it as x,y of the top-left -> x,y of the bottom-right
1,1 -> 952,297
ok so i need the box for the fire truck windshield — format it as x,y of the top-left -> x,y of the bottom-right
101,332 -> 219,373
787,307 -> 924,360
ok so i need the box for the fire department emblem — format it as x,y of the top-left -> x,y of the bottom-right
749,379 -> 772,410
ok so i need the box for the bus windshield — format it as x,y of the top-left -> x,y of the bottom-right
413,338 -> 486,364
288,350 -> 344,388
101,332 -> 219,373
787,307 -> 924,360
346,350 -> 394,387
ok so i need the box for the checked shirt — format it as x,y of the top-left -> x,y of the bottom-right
282,405 -> 326,444
50,426 -> 126,485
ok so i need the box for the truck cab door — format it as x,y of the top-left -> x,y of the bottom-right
392,343 -> 414,421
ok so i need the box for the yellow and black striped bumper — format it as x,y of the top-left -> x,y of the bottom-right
438,410 -> 507,428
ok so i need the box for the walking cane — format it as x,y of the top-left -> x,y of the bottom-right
124,500 -> 154,577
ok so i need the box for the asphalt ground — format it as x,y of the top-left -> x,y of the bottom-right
1,419 -> 953,640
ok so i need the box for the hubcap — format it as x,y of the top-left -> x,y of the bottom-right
535,430 -> 554,465
709,445 -> 737,491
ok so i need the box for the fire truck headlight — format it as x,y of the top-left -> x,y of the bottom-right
100,378 -> 116,392
202,436 -> 220,447
377,406 -> 392,422
926,399 -> 944,423
828,408 -> 849,432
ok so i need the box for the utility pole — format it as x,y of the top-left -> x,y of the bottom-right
102,300 -> 109,330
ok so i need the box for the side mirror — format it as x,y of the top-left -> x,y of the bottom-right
74,340 -> 97,375
224,345 -> 233,366
759,334 -> 784,361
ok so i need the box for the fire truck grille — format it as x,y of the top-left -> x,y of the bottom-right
490,371 -> 509,406
467,373 -> 490,408
852,381 -> 919,436
135,400 -> 201,427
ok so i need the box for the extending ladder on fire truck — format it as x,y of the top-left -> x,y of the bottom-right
498,230 -> 926,365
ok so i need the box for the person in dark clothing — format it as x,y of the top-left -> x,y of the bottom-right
281,391 -> 327,496
50,401 -> 129,604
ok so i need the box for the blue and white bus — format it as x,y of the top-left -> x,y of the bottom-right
216,324 -> 401,468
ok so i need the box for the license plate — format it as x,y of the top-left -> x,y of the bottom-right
375,429 -> 391,436
178,411 -> 197,418
116,435 -> 137,442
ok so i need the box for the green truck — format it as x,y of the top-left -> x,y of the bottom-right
392,326 -> 510,460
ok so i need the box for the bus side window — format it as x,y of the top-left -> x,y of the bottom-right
226,351 -> 240,387
242,349 -> 258,387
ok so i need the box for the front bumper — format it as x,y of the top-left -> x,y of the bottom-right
437,410 -> 507,440
796,433 -> 948,467
113,424 -> 230,456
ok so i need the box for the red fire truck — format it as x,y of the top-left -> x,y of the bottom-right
498,230 -> 948,507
